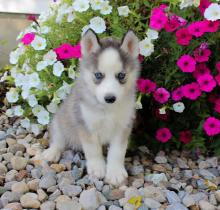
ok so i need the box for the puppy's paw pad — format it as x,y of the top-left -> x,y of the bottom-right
87,160 -> 106,179
41,148 -> 61,162
105,165 -> 128,186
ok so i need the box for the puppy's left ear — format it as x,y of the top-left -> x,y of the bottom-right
120,30 -> 139,58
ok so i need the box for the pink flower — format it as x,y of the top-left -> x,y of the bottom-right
137,79 -> 156,94
150,8 -> 168,31
21,33 -> 35,45
165,15 -> 187,32
194,47 -> 211,63
179,130 -> 192,144
215,74 -> 220,86
203,117 -> 220,136
183,82 -> 201,100
214,99 -> 220,114
54,43 -> 81,60
156,128 -> 172,143
193,63 -> 211,79
208,94 -> 220,104
153,87 -> 170,104
27,14 -> 37,21
188,21 -> 206,37
177,55 -> 196,73
216,62 -> 220,73
197,74 -> 216,92
176,28 -> 192,46
172,86 -> 184,101
204,20 -> 220,33
199,0 -> 211,15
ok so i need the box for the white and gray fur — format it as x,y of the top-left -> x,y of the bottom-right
39,29 -> 140,186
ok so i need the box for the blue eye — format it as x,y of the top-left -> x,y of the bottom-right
94,72 -> 104,80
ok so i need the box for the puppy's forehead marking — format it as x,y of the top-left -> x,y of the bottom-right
98,47 -> 123,73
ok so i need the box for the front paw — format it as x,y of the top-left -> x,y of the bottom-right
87,159 -> 106,179
34,147 -> 61,163
105,164 -> 128,186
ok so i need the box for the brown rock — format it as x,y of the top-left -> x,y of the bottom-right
5,202 -> 22,210
15,170 -> 28,181
152,164 -> 166,172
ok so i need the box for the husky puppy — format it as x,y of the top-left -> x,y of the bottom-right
41,29 -> 140,186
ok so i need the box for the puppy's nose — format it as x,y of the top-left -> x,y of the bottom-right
104,95 -> 116,104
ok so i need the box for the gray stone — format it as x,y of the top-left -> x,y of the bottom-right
31,168 -> 42,179
0,140 -> 6,149
145,173 -> 168,185
39,174 -> 56,189
1,191 -> 21,206
0,163 -> 7,175
143,186 -> 166,202
182,195 -> 196,207
20,192 -> 40,208
166,203 -> 188,210
11,182 -> 29,194
166,190 -> 181,204
155,155 -> 167,164
71,166 -> 83,181
11,156 -> 27,170
177,158 -> 189,169
199,169 -> 216,180
199,200 -> 216,210
215,190 -> 220,202
56,200 -> 82,210
209,193 -> 217,206
199,160 -> 211,169
129,165 -> 144,176
0,131 -> 6,140
8,144 -> 26,154
207,157 -> 218,168
61,184 -> 82,197
191,192 -> 208,203
184,170 -> 193,179
144,198 -> 161,208
109,205 -> 122,210
40,201 -> 55,210
49,189 -> 61,201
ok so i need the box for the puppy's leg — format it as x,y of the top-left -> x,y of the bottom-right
41,120 -> 65,162
79,129 -> 105,179
105,128 -> 130,186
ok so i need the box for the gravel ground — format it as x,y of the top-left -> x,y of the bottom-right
0,114 -> 220,210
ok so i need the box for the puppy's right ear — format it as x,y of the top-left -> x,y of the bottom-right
81,29 -> 100,57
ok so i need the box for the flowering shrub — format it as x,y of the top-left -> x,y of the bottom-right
1,0 -> 220,153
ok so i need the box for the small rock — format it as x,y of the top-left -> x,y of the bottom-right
129,165 -> 144,176
144,198 -> 161,208
105,189 -> 124,200
1,191 -> 21,205
0,186 -> 7,195
177,158 -> 189,169
71,166 -> 83,181
98,205 -> 106,210
199,161 -> 211,169
20,192 -> 41,208
4,202 -> 22,210
199,169 -> 216,180
11,156 -> 27,170
143,186 -> 166,202
184,170 -> 193,179
50,164 -> 66,173
55,195 -> 71,203
209,193 -> 217,206
27,179 -> 40,191
152,164 -> 166,172
155,155 -> 167,164
207,157 -> 218,168
166,203 -> 188,210
109,205 -> 122,210
182,195 -> 196,207
0,131 -> 7,140
15,170 -> 28,181
11,182 -> 29,194
56,200 -> 82,210
61,184 -> 82,197
215,190 -> 220,202
40,201 -> 55,210
2,152 -> 13,162
191,192 -> 208,203
9,144 -> 26,154
199,200 -> 215,210
132,178 -> 144,188
39,174 -> 56,189
31,167 -> 42,179
0,140 -> 6,149
145,173 -> 168,185
6,138 -> 16,146
37,188 -> 48,202
49,189 -> 61,201
166,190 -> 181,204
0,163 -> 7,175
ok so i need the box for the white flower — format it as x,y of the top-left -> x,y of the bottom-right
5,109 -> 14,117
73,0 -> 90,12
100,1 -> 112,15
47,102 -> 58,113
146,29 -> 159,40
40,26 -> 50,34
20,118 -> 31,129
82,25 -> 90,36
53,61 -> 64,77
21,88 -> 30,99
13,105 -> 24,116
56,3 -> 69,23
159,107 -> 166,114
68,66 -> 76,80
14,73 -> 24,87
28,95 -> 38,107
118,6 -> 130,17
173,102 -> 185,113
36,61 -> 48,71
43,50 -> 57,65
0,72 -> 8,82
204,3 -> 220,21
31,35 -> 47,50
67,13 -> 75,22
10,66 -> 19,78
28,73 -> 41,88
37,110 -> 50,125
32,105 -> 46,116
179,0 -> 194,9
135,101 -> 143,110
22,63 -> 31,72
9,51 -> 19,64
89,17 -> 106,34
56,81 -> 72,99
6,88 -> 19,103
90,0 -> 104,10
38,9 -> 53,23
139,38 -> 154,57
31,124 -> 43,136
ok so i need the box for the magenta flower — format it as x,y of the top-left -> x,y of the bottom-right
175,28 -> 192,46
203,117 -> 220,136
153,87 -> 170,104
179,130 -> 192,144
21,33 -> 35,45
214,99 -> 220,114
193,63 -> 211,79
54,43 -> 81,60
197,74 -> 216,92
199,0 -> 211,15
172,86 -> 184,101
204,20 -> 220,33
188,21 -> 206,37
216,62 -> 220,73
150,8 -> 168,31
194,47 -> 211,63
156,128 -> 172,143
137,79 -> 156,94
208,94 -> 220,104
183,82 -> 201,100
215,74 -> 220,86
177,55 -> 196,73
165,15 -> 187,32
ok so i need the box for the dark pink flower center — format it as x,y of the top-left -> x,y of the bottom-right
189,88 -> 195,93
209,123 -> 215,128
159,93 -> 164,98
183,61 -> 189,66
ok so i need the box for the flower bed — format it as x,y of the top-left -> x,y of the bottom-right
1,0 -> 220,153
